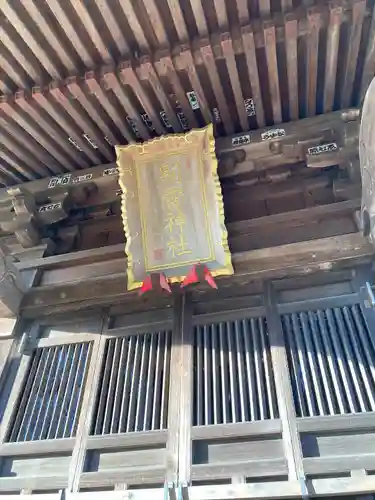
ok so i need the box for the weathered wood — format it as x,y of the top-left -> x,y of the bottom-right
297,412 -> 375,433
67,322 -> 107,492
192,420 -> 282,440
20,233 -> 374,317
0,438 -> 75,457
177,294 -> 193,487
264,283 -> 305,487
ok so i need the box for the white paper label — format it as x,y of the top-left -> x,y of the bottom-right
83,134 -> 98,149
48,174 -> 71,189
72,173 -> 93,184
38,202 -> 62,213
212,108 -> 222,124
103,167 -> 119,177
244,98 -> 256,117
187,91 -> 200,110
68,137 -> 83,151
261,128 -> 286,141
160,111 -> 172,129
141,113 -> 155,131
307,143 -> 338,155
126,116 -> 141,139
232,134 -> 251,146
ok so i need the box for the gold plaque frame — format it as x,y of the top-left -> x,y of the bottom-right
116,124 -> 233,290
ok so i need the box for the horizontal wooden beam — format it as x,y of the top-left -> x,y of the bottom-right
20,233 -> 374,318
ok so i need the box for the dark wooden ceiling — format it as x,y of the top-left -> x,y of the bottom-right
0,0 -> 374,186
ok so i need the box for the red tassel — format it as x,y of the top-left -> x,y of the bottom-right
140,275 -> 153,295
139,273 -> 172,295
203,266 -> 218,289
181,265 -> 199,287
181,265 -> 218,289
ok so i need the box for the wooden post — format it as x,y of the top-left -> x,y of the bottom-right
264,282 -> 307,497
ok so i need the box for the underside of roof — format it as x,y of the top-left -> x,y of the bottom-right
0,0 -> 374,185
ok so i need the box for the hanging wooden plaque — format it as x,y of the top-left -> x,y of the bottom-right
116,124 -> 233,290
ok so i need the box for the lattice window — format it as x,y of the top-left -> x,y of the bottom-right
91,331 -> 171,435
193,318 -> 278,426
282,304 -> 375,417
7,342 -> 92,442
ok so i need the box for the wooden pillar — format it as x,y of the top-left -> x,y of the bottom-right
165,292 -> 193,500
264,282 -> 307,497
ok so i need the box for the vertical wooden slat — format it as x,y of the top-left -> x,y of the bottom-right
119,62 -> 165,135
300,313 -> 325,416
160,330 -> 171,430
66,77 -> 120,148
48,344 -> 75,439
102,339 -> 121,434
203,324 -> 212,425
213,0 -> 228,29
15,91 -> 87,170
359,4 -> 375,104
110,337 -> 128,434
242,319 -> 257,421
118,336 -> 136,433
85,72 -> 134,144
306,8 -> 321,117
341,0 -> 366,108
291,314 -> 316,416
144,332 -> 157,431
126,335 -> 142,432
334,308 -> 367,412
285,13 -> 299,121
32,87 -> 101,163
178,293 -> 193,488
174,47 -> 212,124
264,21 -> 282,124
49,83 -> 113,160
199,40 -> 233,134
218,322 -> 230,424
252,318 -> 267,420
101,70 -> 150,141
264,282 -> 305,487
241,26 -> 265,127
0,323 -> 40,445
323,3 -> 343,112
189,0 -> 208,37
308,311 -> 335,415
154,53 -> 198,129
316,310 -> 346,414
68,320 -> 107,492
226,321 -> 238,423
137,56 -> 182,133
342,307 -> 375,410
166,0 -> 189,42
283,315 -> 306,417
135,335 -> 150,431
220,33 -> 248,131
166,298 -> 183,487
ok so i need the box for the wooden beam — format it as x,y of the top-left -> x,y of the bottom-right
0,108 -> 359,206
241,26 -> 265,128
359,3 -> 375,104
323,2 -> 343,112
264,20 -> 282,124
341,0 -> 366,107
285,12 -> 299,121
20,233 -> 374,317
306,7 -> 321,117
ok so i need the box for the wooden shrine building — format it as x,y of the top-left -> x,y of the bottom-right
0,0 -> 375,498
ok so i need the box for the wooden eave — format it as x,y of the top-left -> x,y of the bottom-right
0,0 -> 373,184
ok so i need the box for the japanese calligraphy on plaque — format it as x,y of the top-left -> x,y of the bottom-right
116,124 -> 233,290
